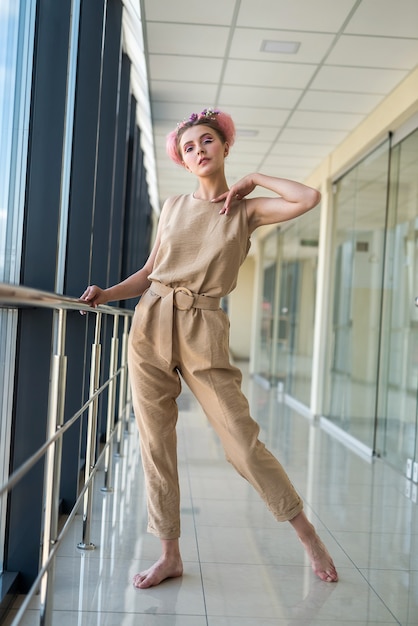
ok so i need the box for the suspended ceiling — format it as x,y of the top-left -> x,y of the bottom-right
122,0 -> 418,214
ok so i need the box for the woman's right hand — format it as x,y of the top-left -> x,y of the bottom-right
79,285 -> 107,310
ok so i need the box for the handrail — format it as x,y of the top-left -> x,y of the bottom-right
0,282 -> 134,626
0,282 -> 132,315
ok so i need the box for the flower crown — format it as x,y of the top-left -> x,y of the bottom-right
176,107 -> 220,131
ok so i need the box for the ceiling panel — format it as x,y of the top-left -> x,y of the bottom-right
261,166 -> 313,181
288,110 -> 365,131
326,34 -> 418,69
228,107 -> 290,127
263,153 -> 323,168
146,23 -> 230,56
150,81 -> 218,104
218,85 -> 303,109
226,139 -> 275,154
345,0 -> 418,37
270,142 -> 334,158
311,66 -> 409,93
151,101 -> 221,124
298,90 -> 382,114
226,152 -> 268,166
149,55 -> 224,82
278,128 -> 348,146
223,59 -> 317,88
237,0 -> 357,31
143,0 -> 237,24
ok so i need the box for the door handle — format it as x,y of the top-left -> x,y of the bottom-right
416,297 -> 418,307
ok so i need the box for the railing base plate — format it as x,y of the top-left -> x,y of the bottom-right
77,542 -> 96,551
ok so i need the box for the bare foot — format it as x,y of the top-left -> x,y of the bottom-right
299,533 -> 338,583
290,512 -> 338,583
133,554 -> 183,589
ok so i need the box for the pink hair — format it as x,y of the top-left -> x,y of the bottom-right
166,108 -> 236,166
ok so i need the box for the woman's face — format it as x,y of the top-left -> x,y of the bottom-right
180,124 -> 228,175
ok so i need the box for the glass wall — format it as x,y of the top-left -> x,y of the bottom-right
277,207 -> 320,406
0,1 -> 34,284
0,0 -> 36,574
253,128 -> 418,476
255,207 -> 320,406
324,140 -> 390,448
252,126 -> 418,475
376,128 -> 418,471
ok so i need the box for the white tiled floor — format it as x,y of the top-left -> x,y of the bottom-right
5,365 -> 418,625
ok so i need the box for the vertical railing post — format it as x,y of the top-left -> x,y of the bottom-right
124,316 -> 132,434
125,363 -> 132,433
116,315 -> 129,455
39,309 -> 67,626
78,312 -> 102,550
101,314 -> 119,492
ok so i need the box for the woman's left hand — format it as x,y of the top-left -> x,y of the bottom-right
212,174 -> 256,214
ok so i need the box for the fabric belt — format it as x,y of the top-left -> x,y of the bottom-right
149,281 -> 221,364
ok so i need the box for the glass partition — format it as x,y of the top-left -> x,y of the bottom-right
325,140 -> 390,448
277,206 -> 320,406
254,206 -> 320,405
251,126 -> 418,474
376,128 -> 418,472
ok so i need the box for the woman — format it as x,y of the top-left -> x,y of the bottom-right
80,108 -> 338,589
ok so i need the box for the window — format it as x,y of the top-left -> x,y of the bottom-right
0,0 -> 36,572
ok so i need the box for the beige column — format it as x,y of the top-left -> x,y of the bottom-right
310,173 -> 335,417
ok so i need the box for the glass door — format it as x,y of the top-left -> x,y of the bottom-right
376,128 -> 418,473
325,140 -> 390,448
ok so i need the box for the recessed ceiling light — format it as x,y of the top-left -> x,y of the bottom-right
261,40 -> 300,54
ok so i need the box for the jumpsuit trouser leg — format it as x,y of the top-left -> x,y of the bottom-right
128,291 -> 184,539
128,290 -> 303,540
175,308 -> 303,525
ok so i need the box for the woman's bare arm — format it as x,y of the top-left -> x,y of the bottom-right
213,173 -> 320,233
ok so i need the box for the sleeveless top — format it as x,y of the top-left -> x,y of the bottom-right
148,194 -> 251,296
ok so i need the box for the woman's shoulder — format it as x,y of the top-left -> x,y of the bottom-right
161,194 -> 191,213
164,193 -> 189,205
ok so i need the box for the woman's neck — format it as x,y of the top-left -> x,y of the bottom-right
193,175 -> 228,201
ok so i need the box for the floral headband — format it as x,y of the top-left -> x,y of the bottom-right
176,108 -> 220,131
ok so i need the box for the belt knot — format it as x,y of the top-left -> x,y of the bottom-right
148,281 -> 221,364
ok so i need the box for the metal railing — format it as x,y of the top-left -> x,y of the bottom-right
0,284 -> 134,625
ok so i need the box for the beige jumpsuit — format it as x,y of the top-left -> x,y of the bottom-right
127,194 -> 303,539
